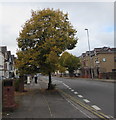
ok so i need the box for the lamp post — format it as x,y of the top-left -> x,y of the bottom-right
85,28 -> 93,79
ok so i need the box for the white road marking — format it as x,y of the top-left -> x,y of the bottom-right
92,105 -> 101,111
69,88 -> 71,89
63,83 -> 69,88
104,115 -> 110,119
71,89 -> 74,92
108,115 -> 113,118
74,92 -> 78,94
63,83 -> 66,85
78,95 -> 83,98
83,99 -> 90,103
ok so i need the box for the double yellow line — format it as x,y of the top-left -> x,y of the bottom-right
58,89 -> 110,120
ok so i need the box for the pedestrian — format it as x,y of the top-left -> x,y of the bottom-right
35,76 -> 37,84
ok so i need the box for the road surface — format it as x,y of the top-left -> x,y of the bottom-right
42,76 -> 115,118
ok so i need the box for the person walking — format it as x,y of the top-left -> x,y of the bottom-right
35,75 -> 37,84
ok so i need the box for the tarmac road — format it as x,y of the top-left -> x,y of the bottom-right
49,76 -> 115,118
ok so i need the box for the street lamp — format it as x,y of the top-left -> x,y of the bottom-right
85,28 -> 93,79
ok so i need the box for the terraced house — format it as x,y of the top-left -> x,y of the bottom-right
0,46 -> 15,80
80,47 -> 116,79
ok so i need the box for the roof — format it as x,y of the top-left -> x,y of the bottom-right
0,46 -> 7,55
81,46 -> 116,57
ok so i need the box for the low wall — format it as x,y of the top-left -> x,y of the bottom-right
99,72 -> 116,80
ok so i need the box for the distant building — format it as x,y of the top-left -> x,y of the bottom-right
0,51 -> 4,78
0,46 -> 15,79
80,47 -> 116,79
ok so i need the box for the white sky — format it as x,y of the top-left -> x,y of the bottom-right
0,1 -> 114,57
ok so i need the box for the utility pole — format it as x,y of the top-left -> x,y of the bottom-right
85,28 -> 93,79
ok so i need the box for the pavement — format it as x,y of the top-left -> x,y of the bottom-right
2,78 -> 89,119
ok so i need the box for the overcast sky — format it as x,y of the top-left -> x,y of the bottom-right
0,1 -> 114,57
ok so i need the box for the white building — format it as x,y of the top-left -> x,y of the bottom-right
0,52 -> 4,79
0,46 -> 15,79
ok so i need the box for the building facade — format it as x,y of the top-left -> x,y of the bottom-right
0,52 -> 4,78
0,46 -> 15,79
80,47 -> 116,79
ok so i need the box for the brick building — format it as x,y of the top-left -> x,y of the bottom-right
80,47 -> 116,79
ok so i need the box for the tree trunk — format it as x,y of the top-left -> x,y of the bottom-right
48,72 -> 52,90
19,76 -> 24,92
60,73 -> 63,77
69,71 -> 74,77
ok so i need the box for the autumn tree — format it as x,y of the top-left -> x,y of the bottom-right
59,52 -> 80,77
15,49 -> 40,75
15,50 -> 40,92
57,64 -> 66,77
16,8 -> 78,89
